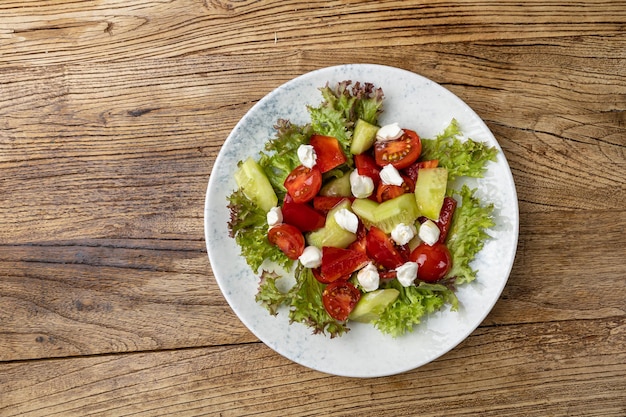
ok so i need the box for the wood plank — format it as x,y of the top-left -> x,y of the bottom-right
1,317 -> 625,416
1,0 -> 625,65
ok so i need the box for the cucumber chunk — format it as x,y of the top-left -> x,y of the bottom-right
352,193 -> 419,234
414,167 -> 448,220
350,119 -> 379,155
349,288 -> 400,323
234,157 -> 278,212
306,199 -> 357,248
320,173 -> 352,197
351,198 -> 379,229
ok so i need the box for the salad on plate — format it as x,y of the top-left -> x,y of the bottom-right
227,80 -> 497,338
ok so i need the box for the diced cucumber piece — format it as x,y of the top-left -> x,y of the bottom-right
306,199 -> 357,248
320,173 -> 352,197
352,194 -> 420,234
351,198 -> 379,229
350,119 -> 379,155
414,167 -> 448,220
234,157 -> 278,212
349,288 -> 400,323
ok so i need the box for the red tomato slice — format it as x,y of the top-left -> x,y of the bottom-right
402,159 -> 438,183
268,223 -> 305,260
281,194 -> 325,232
354,153 -> 381,187
374,129 -> 422,170
409,242 -> 452,282
309,135 -> 347,173
436,196 -> 457,243
365,226 -> 407,270
284,165 -> 322,203
322,280 -> 361,321
320,246 -> 369,283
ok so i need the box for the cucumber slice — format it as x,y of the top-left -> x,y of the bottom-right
234,157 -> 278,212
350,119 -> 379,155
414,167 -> 448,220
306,199 -> 357,248
375,193 -> 420,233
351,198 -> 379,229
320,173 -> 352,197
352,194 -> 420,234
349,288 -> 400,323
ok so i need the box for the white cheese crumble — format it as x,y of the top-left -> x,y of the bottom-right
266,206 -> 283,227
380,164 -> 404,186
419,220 -> 441,246
334,208 -> 359,233
297,144 -> 317,168
298,245 -> 322,268
376,123 -> 404,142
391,223 -> 417,246
357,262 -> 380,292
349,169 -> 374,198
396,261 -> 418,287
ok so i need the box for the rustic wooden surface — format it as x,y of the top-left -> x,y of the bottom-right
1,1 -> 625,415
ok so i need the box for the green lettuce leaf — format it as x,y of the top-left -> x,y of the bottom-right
445,185 -> 496,284
308,81 -> 384,160
374,280 -> 458,337
421,119 -> 498,181
258,119 -> 312,199
256,264 -> 349,338
227,189 -> 292,272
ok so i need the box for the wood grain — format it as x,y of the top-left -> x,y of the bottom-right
1,317 -> 625,416
0,0 -> 625,415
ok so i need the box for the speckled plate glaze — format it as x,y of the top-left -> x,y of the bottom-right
205,64 -> 518,378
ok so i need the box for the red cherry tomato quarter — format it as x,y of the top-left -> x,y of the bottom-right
366,226 -> 407,269
268,223 -> 305,260
374,129 -> 422,170
320,246 -> 369,283
409,242 -> 452,282
284,165 -> 322,203
322,280 -> 361,321
354,153 -> 381,187
281,194 -> 325,232
309,134 -> 347,173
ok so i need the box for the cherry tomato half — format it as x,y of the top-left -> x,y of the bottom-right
284,165 -> 322,203
375,175 -> 414,203
322,280 -> 361,321
374,129 -> 422,170
409,242 -> 452,282
366,226 -> 407,270
268,223 -> 305,260
309,134 -> 347,173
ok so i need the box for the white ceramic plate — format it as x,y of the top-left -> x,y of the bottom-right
205,64 -> 518,378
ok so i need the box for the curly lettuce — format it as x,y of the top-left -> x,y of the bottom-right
374,280 -> 458,337
227,190 -> 292,272
445,185 -> 495,284
421,119 -> 498,181
258,120 -> 312,199
308,81 -> 384,160
256,264 -> 349,338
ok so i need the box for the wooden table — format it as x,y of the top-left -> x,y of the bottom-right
1,1 -> 625,415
